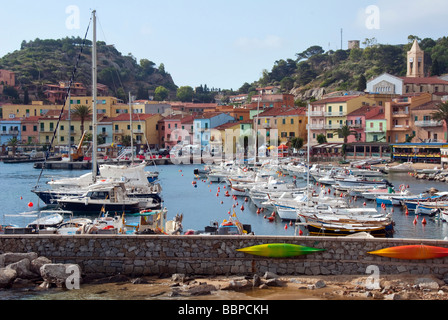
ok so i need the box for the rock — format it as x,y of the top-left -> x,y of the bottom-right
40,264 -> 81,288
253,274 -> 261,287
1,253 -> 38,266
221,279 -> 251,291
415,278 -> 440,291
30,256 -> 52,275
0,268 -> 17,288
314,280 -> 326,289
384,293 -> 403,300
263,272 -> 279,280
265,278 -> 284,287
171,273 -> 186,283
184,283 -> 217,296
6,259 -> 36,279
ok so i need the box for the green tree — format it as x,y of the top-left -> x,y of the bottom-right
291,137 -> 304,151
154,86 -> 169,101
71,105 -> 92,135
316,134 -> 327,144
7,137 -> 19,156
357,74 -> 367,91
431,101 -> 448,127
176,86 -> 194,102
337,125 -> 357,144
337,125 -> 357,159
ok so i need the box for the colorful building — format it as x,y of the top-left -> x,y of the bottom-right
411,100 -> 447,143
111,113 -> 162,149
385,93 -> 432,144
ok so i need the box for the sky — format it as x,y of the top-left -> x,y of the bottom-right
1,0 -> 448,91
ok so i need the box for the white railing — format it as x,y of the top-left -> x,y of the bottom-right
414,121 -> 444,127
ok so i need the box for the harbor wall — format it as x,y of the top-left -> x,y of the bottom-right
1,235 -> 448,278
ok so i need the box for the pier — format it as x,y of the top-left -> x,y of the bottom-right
1,235 -> 448,278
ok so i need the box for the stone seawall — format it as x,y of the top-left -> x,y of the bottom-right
1,235 -> 448,277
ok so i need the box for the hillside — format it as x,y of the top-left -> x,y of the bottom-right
238,36 -> 448,102
0,37 -> 177,103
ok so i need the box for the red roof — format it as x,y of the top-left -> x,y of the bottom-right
401,77 -> 448,85
311,95 -> 361,105
112,114 -> 157,122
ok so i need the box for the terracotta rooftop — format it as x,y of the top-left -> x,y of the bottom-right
311,95 -> 361,105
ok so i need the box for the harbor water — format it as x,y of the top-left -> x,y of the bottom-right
1,161 -> 448,240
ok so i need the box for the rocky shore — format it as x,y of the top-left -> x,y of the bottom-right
2,250 -> 448,300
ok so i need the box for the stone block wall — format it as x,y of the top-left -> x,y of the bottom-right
1,235 -> 448,277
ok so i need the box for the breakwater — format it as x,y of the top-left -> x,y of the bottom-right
1,235 -> 448,278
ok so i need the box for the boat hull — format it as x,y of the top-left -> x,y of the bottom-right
306,223 -> 392,238
58,200 -> 140,214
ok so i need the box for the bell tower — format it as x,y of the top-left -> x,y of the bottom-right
407,40 -> 425,78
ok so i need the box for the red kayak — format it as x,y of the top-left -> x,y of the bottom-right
368,245 -> 448,260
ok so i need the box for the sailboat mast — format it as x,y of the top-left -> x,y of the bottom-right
92,10 -> 98,183
129,92 -> 134,164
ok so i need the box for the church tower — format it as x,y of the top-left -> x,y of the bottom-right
407,40 -> 425,78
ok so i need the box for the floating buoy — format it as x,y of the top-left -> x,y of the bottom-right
221,201 -> 224,205
284,224 -> 288,230
289,221 -> 293,226
405,208 -> 409,215
363,202 -> 367,207
20,196 -> 23,200
422,218 -> 427,225
240,205 -> 245,211
245,197 -> 248,202
256,208 -> 261,215
192,181 -> 196,185
28,202 -> 33,208
271,212 -> 276,217
413,217 -> 418,225
216,193 -> 219,197
299,229 -> 303,236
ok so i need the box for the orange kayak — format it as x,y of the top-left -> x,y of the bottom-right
368,245 -> 448,260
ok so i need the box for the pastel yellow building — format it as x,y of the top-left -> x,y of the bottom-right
38,110 -> 87,146
277,108 -> 307,144
322,95 -> 377,143
112,113 -> 162,148
69,96 -> 123,118
1,101 -> 63,120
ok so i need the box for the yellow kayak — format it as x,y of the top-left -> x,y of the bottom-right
237,243 -> 325,258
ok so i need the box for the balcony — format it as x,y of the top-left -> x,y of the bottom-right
349,123 -> 363,129
325,124 -> 344,130
392,110 -> 409,117
365,129 -> 385,134
114,130 -> 124,135
308,111 -> 324,117
391,125 -> 411,131
414,120 -> 444,128
308,124 -> 325,130
325,112 -> 346,117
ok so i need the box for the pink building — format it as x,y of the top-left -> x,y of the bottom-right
160,114 -> 197,149
346,105 -> 384,143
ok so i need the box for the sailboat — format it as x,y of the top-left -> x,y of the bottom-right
31,11 -> 162,214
